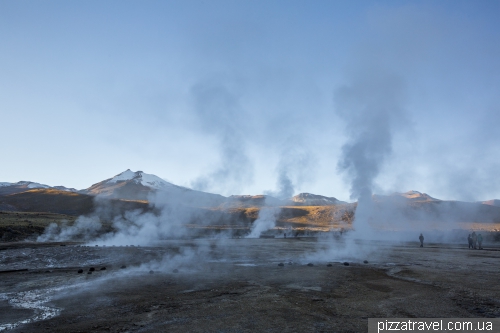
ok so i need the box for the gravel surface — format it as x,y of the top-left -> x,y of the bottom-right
1,239 -> 499,332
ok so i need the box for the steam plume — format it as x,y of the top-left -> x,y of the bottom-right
189,80 -> 253,195
335,70 -> 408,236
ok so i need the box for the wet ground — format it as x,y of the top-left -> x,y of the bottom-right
1,238 -> 500,332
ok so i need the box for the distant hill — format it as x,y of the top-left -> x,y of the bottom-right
221,195 -> 284,208
0,181 -> 51,196
0,181 -> 78,196
395,190 -> 439,202
2,171 -> 500,230
290,193 -> 346,206
481,199 -> 500,207
373,190 -> 439,203
0,188 -> 150,217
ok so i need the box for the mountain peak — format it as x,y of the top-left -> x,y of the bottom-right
291,193 -> 345,206
107,169 -> 173,190
396,190 -> 438,201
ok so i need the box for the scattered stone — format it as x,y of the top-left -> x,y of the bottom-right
87,271 -> 92,274
307,263 -> 314,267
78,269 -> 83,273
343,262 -> 349,266
278,263 -> 284,267
288,262 -> 293,265
89,267 -> 95,272
363,260 -> 369,264
100,267 -> 106,271
120,265 -> 126,269
60,244 -> 66,246
95,245 -> 98,247
173,269 -> 179,273
45,270 -> 50,273
327,263 -> 333,267
149,270 -> 154,274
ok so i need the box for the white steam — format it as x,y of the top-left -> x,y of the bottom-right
246,206 -> 279,238
335,70 -> 409,239
189,79 -> 253,195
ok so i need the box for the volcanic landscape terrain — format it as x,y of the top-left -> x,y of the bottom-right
1,170 -> 500,332
1,239 -> 500,332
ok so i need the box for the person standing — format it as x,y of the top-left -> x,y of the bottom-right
472,232 -> 477,249
477,233 -> 483,249
467,234 -> 473,249
419,233 -> 424,247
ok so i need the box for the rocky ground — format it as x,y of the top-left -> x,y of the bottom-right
1,238 -> 499,333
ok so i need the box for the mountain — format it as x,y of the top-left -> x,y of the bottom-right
290,193 -> 346,206
0,181 -> 51,196
80,169 -> 175,200
373,190 -> 439,204
52,186 -> 79,192
221,195 -> 285,208
0,188 -> 150,216
396,190 -> 439,202
81,169 -> 226,206
481,199 -> 500,207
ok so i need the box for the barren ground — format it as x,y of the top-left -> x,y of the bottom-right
1,238 -> 499,333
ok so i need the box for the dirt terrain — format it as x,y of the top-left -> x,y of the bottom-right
1,238 -> 499,332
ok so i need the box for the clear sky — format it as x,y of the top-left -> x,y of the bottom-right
1,0 -> 499,202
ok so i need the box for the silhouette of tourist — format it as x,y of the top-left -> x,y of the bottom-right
419,233 -> 424,247
471,232 -> 477,249
477,233 -> 483,249
467,234 -> 473,249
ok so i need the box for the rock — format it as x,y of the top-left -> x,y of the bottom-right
173,269 -> 179,273
78,269 -> 83,273
278,263 -> 284,267
363,260 -> 368,264
87,271 -> 92,274
288,262 -> 293,265
343,262 -> 349,266
120,265 -> 126,269
149,270 -> 154,274
100,267 -> 106,270
307,263 -> 314,267
327,263 -> 333,267
89,267 -> 95,272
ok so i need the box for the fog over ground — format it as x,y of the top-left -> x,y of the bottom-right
1,1 -> 499,202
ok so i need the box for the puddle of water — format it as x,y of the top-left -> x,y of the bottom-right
285,284 -> 322,292
0,287 -> 64,331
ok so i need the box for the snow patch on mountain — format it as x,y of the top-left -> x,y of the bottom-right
53,186 -> 78,192
107,169 -> 175,190
1,181 -> 52,189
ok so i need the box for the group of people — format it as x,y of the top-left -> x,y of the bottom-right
468,231 -> 483,249
417,232 -> 484,249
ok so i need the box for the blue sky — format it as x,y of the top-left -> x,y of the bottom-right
1,0 -> 499,201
